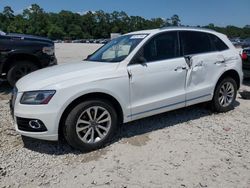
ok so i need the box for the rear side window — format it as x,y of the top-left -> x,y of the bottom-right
180,31 -> 213,55
209,34 -> 229,51
143,31 -> 179,62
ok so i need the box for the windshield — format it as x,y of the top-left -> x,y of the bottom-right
87,34 -> 147,62
0,30 -> 6,35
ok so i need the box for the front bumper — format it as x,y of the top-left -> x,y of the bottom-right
40,54 -> 58,68
48,57 -> 57,66
10,92 -> 59,141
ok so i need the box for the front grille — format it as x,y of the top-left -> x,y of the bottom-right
16,117 -> 47,132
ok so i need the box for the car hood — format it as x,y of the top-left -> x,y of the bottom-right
6,33 -> 53,44
16,61 -> 119,92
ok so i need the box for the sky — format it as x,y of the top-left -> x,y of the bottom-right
0,0 -> 249,27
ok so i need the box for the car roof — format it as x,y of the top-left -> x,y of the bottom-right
127,26 -> 221,36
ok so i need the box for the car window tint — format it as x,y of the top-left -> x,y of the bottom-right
180,31 -> 213,55
209,34 -> 229,51
143,31 -> 179,62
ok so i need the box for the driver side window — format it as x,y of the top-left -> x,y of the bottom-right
142,31 -> 180,62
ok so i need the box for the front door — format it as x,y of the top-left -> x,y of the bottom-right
128,31 -> 187,120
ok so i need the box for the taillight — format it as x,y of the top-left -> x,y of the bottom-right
241,52 -> 248,60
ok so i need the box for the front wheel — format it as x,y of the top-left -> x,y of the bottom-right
64,100 -> 118,151
212,77 -> 237,112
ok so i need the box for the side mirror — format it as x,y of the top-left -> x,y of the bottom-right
84,54 -> 93,60
137,56 -> 147,64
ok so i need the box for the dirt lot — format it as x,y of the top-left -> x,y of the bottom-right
0,44 -> 250,188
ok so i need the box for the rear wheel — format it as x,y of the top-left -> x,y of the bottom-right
7,61 -> 38,87
64,100 -> 118,151
212,77 -> 237,112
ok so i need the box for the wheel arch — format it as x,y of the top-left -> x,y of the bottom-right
215,69 -> 240,91
58,92 -> 124,139
3,53 -> 41,74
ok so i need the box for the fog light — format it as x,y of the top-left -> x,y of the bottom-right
16,117 -> 48,132
29,120 -> 42,129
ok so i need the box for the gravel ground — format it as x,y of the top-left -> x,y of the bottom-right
0,44 -> 250,188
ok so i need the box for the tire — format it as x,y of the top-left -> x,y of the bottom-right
211,77 -> 237,113
64,100 -> 118,151
7,61 -> 38,87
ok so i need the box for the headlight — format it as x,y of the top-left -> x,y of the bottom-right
42,46 -> 54,55
20,90 -> 56,105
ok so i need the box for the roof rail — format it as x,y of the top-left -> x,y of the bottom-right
159,26 -> 216,32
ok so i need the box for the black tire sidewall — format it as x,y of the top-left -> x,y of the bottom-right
64,100 -> 118,151
7,61 -> 38,87
212,77 -> 237,112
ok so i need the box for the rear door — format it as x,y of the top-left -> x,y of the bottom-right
179,31 -> 229,106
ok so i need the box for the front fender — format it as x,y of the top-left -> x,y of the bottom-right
52,76 -> 130,131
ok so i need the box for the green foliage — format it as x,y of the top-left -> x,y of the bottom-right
203,24 -> 250,39
170,14 -> 180,26
47,24 -> 65,39
3,6 -> 14,19
1,4 -> 249,40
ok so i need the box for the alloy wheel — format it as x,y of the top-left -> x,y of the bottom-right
76,106 -> 112,144
218,82 -> 235,107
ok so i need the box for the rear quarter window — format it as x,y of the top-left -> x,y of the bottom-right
209,34 -> 229,51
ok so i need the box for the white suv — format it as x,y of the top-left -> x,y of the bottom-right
11,27 -> 243,151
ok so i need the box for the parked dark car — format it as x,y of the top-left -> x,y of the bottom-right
241,48 -> 250,78
0,30 -> 57,86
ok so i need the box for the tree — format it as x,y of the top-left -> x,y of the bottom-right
68,24 -> 82,39
92,10 -> 111,38
23,4 -> 44,18
23,4 -> 49,36
0,5 -> 249,40
48,25 -> 65,39
164,18 -> 172,27
1,6 -> 15,31
7,15 -> 27,33
171,14 -> 181,26
3,6 -> 14,19
148,18 -> 165,29
207,23 -> 215,29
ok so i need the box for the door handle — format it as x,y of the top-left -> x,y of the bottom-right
194,61 -> 204,67
214,59 -> 226,65
175,66 -> 187,71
